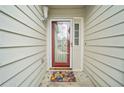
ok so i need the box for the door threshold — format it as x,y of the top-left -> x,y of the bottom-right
49,67 -> 72,70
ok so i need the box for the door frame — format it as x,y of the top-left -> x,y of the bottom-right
72,17 -> 84,71
49,18 -> 73,68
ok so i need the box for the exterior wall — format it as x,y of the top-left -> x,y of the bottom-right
49,8 -> 85,18
0,5 -> 47,87
84,5 -> 124,86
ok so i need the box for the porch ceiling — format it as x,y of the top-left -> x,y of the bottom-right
48,5 -> 85,9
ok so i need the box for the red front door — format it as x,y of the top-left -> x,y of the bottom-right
52,21 -> 70,67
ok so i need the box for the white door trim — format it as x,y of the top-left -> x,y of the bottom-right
72,17 -> 84,71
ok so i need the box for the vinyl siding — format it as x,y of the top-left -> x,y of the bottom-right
84,5 -> 124,87
0,5 -> 47,87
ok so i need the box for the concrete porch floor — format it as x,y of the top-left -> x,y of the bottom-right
40,71 -> 94,87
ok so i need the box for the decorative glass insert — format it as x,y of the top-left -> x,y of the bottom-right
54,22 -> 70,63
74,24 -> 79,45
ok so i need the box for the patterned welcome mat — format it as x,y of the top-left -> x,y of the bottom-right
50,71 -> 76,82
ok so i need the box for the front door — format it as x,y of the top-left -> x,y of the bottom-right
52,21 -> 71,67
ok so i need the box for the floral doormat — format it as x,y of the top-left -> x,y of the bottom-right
50,71 -> 76,82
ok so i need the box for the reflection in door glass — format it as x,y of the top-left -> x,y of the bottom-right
54,22 -> 70,63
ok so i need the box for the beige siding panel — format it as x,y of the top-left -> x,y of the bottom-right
84,64 -> 109,87
85,56 -> 124,86
0,5 -> 47,87
34,6 -> 44,17
0,6 -> 46,35
19,63 -> 44,87
0,12 -> 44,39
29,64 -> 47,87
16,5 -> 45,32
86,36 -> 124,46
1,60 -> 42,87
86,6 -> 102,20
84,67 -> 100,87
0,31 -> 46,47
27,5 -> 44,22
0,47 -> 45,66
0,53 -> 45,85
85,47 -> 124,59
84,5 -> 124,87
85,9 -> 124,35
86,6 -> 124,30
84,61 -> 122,87
85,23 -> 124,40
85,51 -> 124,72
86,6 -> 112,25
